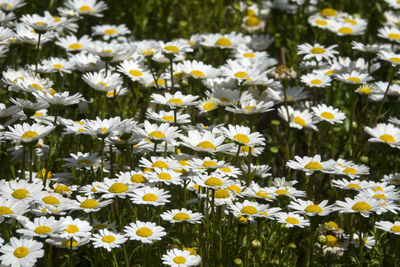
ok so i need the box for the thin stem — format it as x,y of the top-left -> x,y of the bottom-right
34,33 -> 41,77
29,145 -> 33,183
245,220 -> 251,267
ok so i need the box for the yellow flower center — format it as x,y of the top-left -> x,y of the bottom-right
12,189 -> 29,199
380,134 -> 395,143
321,111 -> 335,120
304,204 -> 323,213
326,235 -> 338,247
148,131 -> 166,139
21,131 -> 39,139
243,52 -> 255,58
304,161 -> 323,170
53,64 -> 64,69
234,71 -> 248,78
158,173 -> 172,180
79,5 -> 93,12
343,167 -> 357,175
80,199 -> 99,209
338,27 -> 354,34
0,206 -> 13,215
54,185 -> 70,194
226,185 -> 241,193
34,226 -> 52,235
245,16 -> 260,26
142,193 -> 158,202
345,18 -> 357,25
203,102 -> 216,111
240,206 -> 258,215
65,224 -> 79,233
108,183 -> 128,193
168,98 -> 183,105
36,169 -> 53,179
274,189 -> 289,195
256,191 -> 271,198
390,225 -> 400,232
233,134 -> 250,144
164,45 -> 179,53
205,177 -> 223,187
173,212 -> 190,220
315,19 -> 328,26
136,227 -> 153,237
373,194 -> 386,199
152,161 -> 169,168
285,217 -> 300,224
219,167 -> 231,172
161,115 -> 174,122
104,29 -> 117,35
352,201 -> 372,211
42,196 -> 60,205
388,33 -> 400,39
310,79 -> 322,85
190,70 -> 205,77
359,87 -> 371,94
219,97 -> 230,103
129,69 -> 143,76
32,83 -> 42,90
102,235 -> 116,243
69,43 -> 82,50
320,8 -> 337,17
294,116 -> 306,127
153,79 -> 166,86
61,240 -> 78,247
97,81 -> 107,87
196,141 -> 216,150
310,47 -> 325,54
373,186 -> 383,192
214,189 -> 229,198
173,256 -> 187,264
101,49 -> 112,53
14,247 -> 29,258
131,174 -> 147,183
244,106 -> 255,111
33,112 -> 43,117
215,37 -> 231,47
325,221 -> 338,230
202,160 -> 217,167
347,183 -> 361,189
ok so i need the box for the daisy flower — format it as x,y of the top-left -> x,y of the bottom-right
162,248 -> 201,267
129,186 -> 171,206
286,155 -> 336,175
146,110 -> 191,124
376,221 -> 400,235
58,216 -> 92,240
156,40 -> 193,55
300,72 -> 332,88
330,21 -> 367,36
124,221 -> 166,244
139,156 -> 180,170
147,168 -> 182,186
4,122 -> 55,144
201,32 -> 245,49
269,186 -> 306,199
63,152 -> 100,170
364,123 -> 400,148
334,71 -> 373,84
382,173 -> 400,185
116,170 -> 148,185
117,60 -> 150,82
222,124 -> 265,147
135,121 -> 180,143
82,70 -> 123,92
378,26 -> 400,43
96,178 -> 133,199
229,200 -> 269,220
16,216 -> 64,238
92,24 -> 131,40
0,237 -> 44,267
151,91 -> 199,109
65,0 -> 108,17
40,57 -> 74,74
335,197 -> 382,217
73,195 -> 113,213
71,52 -> 104,72
377,50 -> 400,66
193,173 -> 233,190
197,97 -> 219,113
277,106 -> 319,131
83,116 -> 122,138
275,212 -> 310,228
46,236 -> 91,250
91,229 -> 127,251
225,99 -> 274,114
297,43 -> 338,62
33,91 -> 84,106
312,104 -> 346,124
177,60 -> 220,79
20,13 -> 64,32
0,179 -> 43,202
207,87 -> 240,106
161,208 -> 203,224
332,178 -> 372,191
333,161 -> 370,179
179,130 -> 233,154
288,199 -> 333,216
56,34 -> 92,52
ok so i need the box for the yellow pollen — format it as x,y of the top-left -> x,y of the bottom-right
152,161 -> 169,168
388,33 -> 400,39
190,70 -> 206,77
345,18 -> 357,25
304,204 -> 323,213
234,71 -> 248,78
158,173 -> 172,180
61,240 -> 78,247
69,43 -> 82,50
205,177 -> 223,187
214,189 -> 229,198
173,256 -> 187,264
164,45 -> 179,52
53,64 -> 64,69
338,27 -> 354,34
390,225 -> 400,232
326,235 -> 338,247
243,52 -> 255,58
36,169 -> 53,179
54,185 -> 70,194
373,194 -> 386,199
42,196 -> 60,205
294,116 -> 306,127
347,183 -> 361,189
196,141 -> 216,150
77,159 -> 91,165
80,199 -> 99,209
65,224 -> 79,233
173,212 -> 190,220
359,87 -> 371,94
129,69 -> 142,77
79,5 -> 93,12
36,21 -> 46,26
245,106 -> 255,111
21,131 -> 39,139
310,47 -> 325,54
233,134 -> 250,144
97,81 -> 107,87
226,185 -> 241,193
33,112 -> 43,117
245,16 -> 260,26
203,102 -> 216,111
274,189 -> 289,195
285,217 -> 300,224
102,235 -> 116,243
148,131 -> 166,139
315,19 -> 328,26
343,167 -> 357,175
161,115 -> 174,122
304,161 -> 323,170
310,79 -> 322,85
240,206 -> 258,215
219,97 -> 230,103
325,221 -> 339,230
168,98 -> 183,105
131,174 -> 147,183
373,186 -> 383,192
352,201 -> 372,211
153,79 -> 166,86
256,191 -> 271,198
101,49 -> 112,53
0,206 -> 13,215
100,127 -> 108,133
136,227 -> 153,237
202,161 -> 217,167
321,112 -> 335,120
104,29 -> 117,35
320,8 -> 337,17
14,247 -> 29,258
215,37 -> 231,47
219,167 -> 231,173
32,83 -> 42,90
34,226 -> 52,235
108,183 -> 128,193
142,193 -> 158,202
12,189 -> 29,199
178,159 -> 190,166
380,134 -> 395,143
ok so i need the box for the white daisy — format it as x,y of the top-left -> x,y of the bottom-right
91,229 -> 127,251
124,221 -> 166,244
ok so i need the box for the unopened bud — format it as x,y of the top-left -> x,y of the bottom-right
317,235 -> 327,245
251,240 -> 261,248
234,258 -> 243,265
